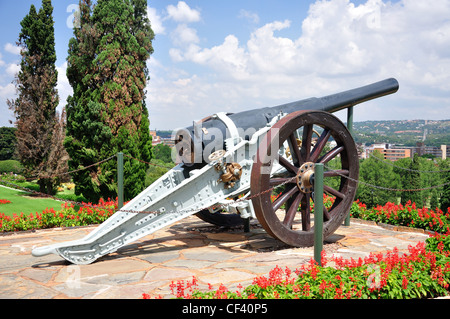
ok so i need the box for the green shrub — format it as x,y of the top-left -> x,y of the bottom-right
0,160 -> 24,174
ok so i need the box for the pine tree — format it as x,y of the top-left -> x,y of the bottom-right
65,0 -> 154,202
7,0 -> 61,194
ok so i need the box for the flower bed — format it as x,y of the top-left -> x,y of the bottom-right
143,197 -> 450,299
0,199 -> 11,204
0,198 -> 117,232
350,200 -> 450,234
144,235 -> 450,299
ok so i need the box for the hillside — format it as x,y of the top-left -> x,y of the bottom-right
352,119 -> 450,147
154,119 -> 450,147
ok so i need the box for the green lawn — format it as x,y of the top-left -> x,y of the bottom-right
0,185 -> 65,217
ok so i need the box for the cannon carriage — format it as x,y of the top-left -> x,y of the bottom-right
32,78 -> 399,264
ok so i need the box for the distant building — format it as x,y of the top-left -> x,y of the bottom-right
150,130 -> 175,147
364,143 -> 411,162
150,130 -> 162,146
161,138 -> 175,147
384,148 -> 411,162
412,142 -> 449,160
362,142 -> 449,161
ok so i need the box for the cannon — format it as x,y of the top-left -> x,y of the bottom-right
32,78 -> 399,264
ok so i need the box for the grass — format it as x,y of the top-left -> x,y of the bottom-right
0,185 -> 65,217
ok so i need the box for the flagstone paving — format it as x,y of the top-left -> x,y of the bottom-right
0,216 -> 431,299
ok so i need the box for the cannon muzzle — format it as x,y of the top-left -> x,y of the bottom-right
175,78 -> 399,164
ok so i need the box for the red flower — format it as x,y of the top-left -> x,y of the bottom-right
402,276 -> 408,289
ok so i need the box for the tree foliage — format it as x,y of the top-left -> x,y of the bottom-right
152,144 -> 173,163
7,0 -> 66,194
65,0 -> 154,202
0,127 -> 17,161
356,151 -> 449,209
356,151 -> 401,208
401,154 -> 423,206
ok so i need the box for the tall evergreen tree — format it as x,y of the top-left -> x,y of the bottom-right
65,0 -> 154,202
7,0 -> 61,194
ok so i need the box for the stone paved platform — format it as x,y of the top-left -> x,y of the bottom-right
0,216 -> 430,299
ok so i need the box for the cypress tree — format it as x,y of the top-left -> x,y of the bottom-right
7,0 -> 61,194
65,0 -> 154,202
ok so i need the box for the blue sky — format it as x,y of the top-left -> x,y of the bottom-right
0,0 -> 449,130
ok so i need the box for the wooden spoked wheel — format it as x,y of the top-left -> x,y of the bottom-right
251,110 -> 359,246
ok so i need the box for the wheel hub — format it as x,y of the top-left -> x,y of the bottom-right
296,162 -> 315,193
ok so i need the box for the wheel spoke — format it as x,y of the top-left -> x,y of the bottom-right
301,193 -> 311,231
319,145 -> 344,164
310,129 -> 331,162
283,192 -> 303,228
288,133 -> 303,165
273,185 -> 298,211
311,193 -> 331,222
278,155 -> 298,174
300,124 -> 313,162
323,205 -> 331,221
324,185 -> 345,199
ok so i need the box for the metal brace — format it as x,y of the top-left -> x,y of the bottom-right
214,112 -> 242,149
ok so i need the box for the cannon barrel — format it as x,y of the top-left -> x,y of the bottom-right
175,78 -> 399,164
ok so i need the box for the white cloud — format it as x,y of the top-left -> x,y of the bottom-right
0,53 -> 4,67
5,63 -> 20,77
238,9 -> 260,24
4,42 -> 21,55
148,0 -> 450,129
147,6 -> 165,35
0,83 -> 15,99
170,24 -> 199,47
0,83 -> 16,126
166,1 -> 201,23
171,35 -> 249,80
56,62 -> 73,114
197,1 -> 450,92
